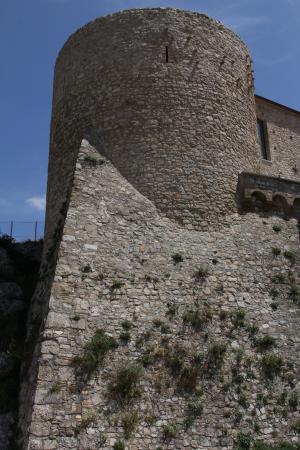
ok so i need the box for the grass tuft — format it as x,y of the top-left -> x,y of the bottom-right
72,329 -> 118,378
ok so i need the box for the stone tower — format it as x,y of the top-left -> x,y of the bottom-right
46,7 -> 259,242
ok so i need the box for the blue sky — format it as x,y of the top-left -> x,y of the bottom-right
0,0 -> 299,234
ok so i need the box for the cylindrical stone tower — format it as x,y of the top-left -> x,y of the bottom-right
47,8 -> 260,241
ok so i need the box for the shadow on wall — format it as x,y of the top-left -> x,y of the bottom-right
238,172 -> 300,221
248,191 -> 300,220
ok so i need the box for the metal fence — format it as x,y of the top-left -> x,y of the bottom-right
0,221 -> 45,242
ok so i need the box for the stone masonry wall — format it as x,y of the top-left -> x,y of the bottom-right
46,7 -> 261,247
26,140 -> 300,450
256,97 -> 300,181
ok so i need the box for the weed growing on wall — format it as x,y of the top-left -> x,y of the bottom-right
194,264 -> 209,281
108,363 -> 143,404
162,424 -> 177,442
122,411 -> 139,439
261,354 -> 284,379
72,329 -> 118,379
254,335 -> 276,352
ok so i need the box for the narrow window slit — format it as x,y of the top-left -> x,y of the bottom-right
257,119 -> 270,160
165,46 -> 169,63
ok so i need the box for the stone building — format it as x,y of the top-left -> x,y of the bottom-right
18,8 -> 300,450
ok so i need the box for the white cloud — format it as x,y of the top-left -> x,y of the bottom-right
26,196 -> 46,211
220,16 -> 269,32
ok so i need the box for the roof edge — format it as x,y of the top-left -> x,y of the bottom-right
255,94 -> 300,117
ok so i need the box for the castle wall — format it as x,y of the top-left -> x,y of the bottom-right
26,140 -> 300,450
46,7 -> 260,245
256,96 -> 300,180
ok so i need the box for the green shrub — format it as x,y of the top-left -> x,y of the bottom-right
219,310 -> 227,321
290,285 -> 300,304
232,309 -> 246,328
194,264 -> 209,280
235,432 -> 252,450
185,400 -> 203,428
288,390 -> 299,411
247,322 -> 259,336
145,415 -> 157,426
111,279 -> 124,290
277,391 -> 287,406
84,154 -> 104,166
235,347 -> 245,365
233,409 -> 243,424
121,320 -> 132,331
239,393 -> 250,409
207,341 -> 227,370
166,353 -> 184,376
71,315 -> 81,322
270,288 -> 279,299
160,323 -> 171,334
162,424 -> 177,441
271,274 -> 286,284
272,247 -> 281,256
153,319 -> 163,328
166,303 -> 177,318
113,441 -> 125,450
284,251 -> 297,265
254,335 -> 276,352
119,331 -> 131,343
122,411 -> 139,439
72,329 -> 118,377
273,225 -> 282,233
182,307 -> 212,331
177,365 -> 199,393
232,370 -> 244,385
291,418 -> 300,434
172,253 -> 183,264
192,352 -> 203,367
261,354 -> 283,379
109,363 -> 143,403
48,383 -> 62,394
253,422 -> 260,433
141,352 -> 154,367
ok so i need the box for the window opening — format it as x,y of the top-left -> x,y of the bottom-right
166,46 -> 169,63
257,119 -> 270,160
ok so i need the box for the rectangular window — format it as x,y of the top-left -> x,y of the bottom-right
166,46 -> 169,63
257,119 -> 270,160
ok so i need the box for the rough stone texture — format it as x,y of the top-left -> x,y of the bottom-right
256,97 -> 300,180
25,141 -> 300,450
46,7 -> 260,247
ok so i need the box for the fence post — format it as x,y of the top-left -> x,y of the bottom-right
34,221 -> 38,241
10,221 -> 13,238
